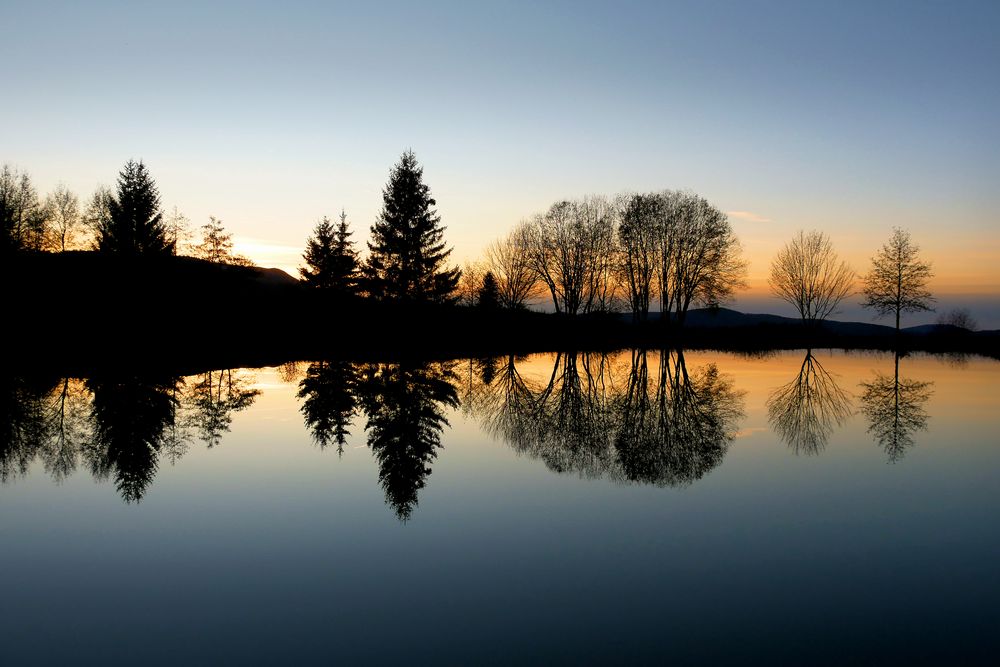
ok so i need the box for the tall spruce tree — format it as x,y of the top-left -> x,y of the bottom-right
301,210 -> 358,293
364,151 -> 460,302
98,160 -> 172,255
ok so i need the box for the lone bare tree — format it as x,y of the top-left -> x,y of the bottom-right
861,227 -> 934,332
769,230 -> 854,326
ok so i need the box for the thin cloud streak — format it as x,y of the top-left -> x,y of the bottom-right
727,211 -> 772,223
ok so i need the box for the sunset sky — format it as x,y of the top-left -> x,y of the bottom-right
2,1 -> 997,323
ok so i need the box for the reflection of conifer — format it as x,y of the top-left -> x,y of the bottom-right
298,360 -> 358,455
301,210 -> 358,293
860,353 -> 933,462
356,362 -> 459,521
86,376 -> 180,503
364,151 -> 460,302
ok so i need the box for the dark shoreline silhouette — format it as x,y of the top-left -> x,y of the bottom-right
4,252 -> 997,376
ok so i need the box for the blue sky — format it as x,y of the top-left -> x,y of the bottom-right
2,0 -> 998,321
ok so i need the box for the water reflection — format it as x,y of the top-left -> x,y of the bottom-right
86,375 -> 181,503
766,350 -> 853,455
298,360 -> 358,455
464,350 -> 745,486
356,362 -> 459,520
185,369 -> 260,448
859,352 -> 934,462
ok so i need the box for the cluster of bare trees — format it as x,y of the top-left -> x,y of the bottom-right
468,190 -> 748,323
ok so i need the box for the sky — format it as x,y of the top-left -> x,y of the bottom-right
2,0 -> 998,324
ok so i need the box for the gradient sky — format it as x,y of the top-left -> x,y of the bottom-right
2,1 -> 998,322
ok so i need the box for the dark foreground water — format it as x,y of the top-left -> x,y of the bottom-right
2,350 -> 998,665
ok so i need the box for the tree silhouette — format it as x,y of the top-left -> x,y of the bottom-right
97,160 -> 172,255
298,360 -> 358,455
0,164 -> 45,253
770,230 -> 854,326
364,151 -> 460,302
766,351 -> 853,455
301,211 -> 359,293
356,362 -> 459,521
861,227 -> 934,332
859,353 -> 933,462
44,184 -> 81,251
477,271 -> 500,309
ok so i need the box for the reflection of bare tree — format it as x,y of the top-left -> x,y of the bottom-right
298,360 -> 357,455
766,350 -> 853,455
0,376 -> 53,482
0,376 -> 92,484
467,350 -> 744,487
616,350 -> 744,486
40,378 -> 91,481
184,369 -> 260,447
84,376 -> 181,503
356,362 -> 459,521
859,353 -> 933,462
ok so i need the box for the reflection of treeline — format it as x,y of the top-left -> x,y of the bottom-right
461,350 -> 746,487
0,369 -> 259,502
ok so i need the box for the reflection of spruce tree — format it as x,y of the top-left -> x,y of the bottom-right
766,350 -> 853,455
616,350 -> 744,486
298,360 -> 358,455
186,370 -> 260,447
85,376 -> 180,503
356,363 -> 459,521
860,352 -> 933,462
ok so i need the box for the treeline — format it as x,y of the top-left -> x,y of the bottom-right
3,151 -> 979,334
0,161 -> 251,265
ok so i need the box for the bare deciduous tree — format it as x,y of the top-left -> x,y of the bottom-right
861,227 -> 934,332
81,185 -> 114,249
484,222 -> 538,309
616,192 -> 660,322
658,192 -> 747,325
44,184 -> 81,251
0,164 -> 46,253
769,230 -> 854,325
525,196 -> 617,315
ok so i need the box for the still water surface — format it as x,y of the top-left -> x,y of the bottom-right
1,350 -> 998,664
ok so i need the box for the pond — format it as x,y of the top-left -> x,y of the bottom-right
1,350 -> 998,664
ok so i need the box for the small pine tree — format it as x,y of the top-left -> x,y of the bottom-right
98,160 -> 172,255
301,210 -> 358,293
364,151 -> 460,303
478,271 -> 500,310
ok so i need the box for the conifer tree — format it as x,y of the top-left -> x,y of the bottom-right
301,210 -> 358,293
97,160 -> 172,255
364,151 -> 460,302
478,271 -> 500,309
